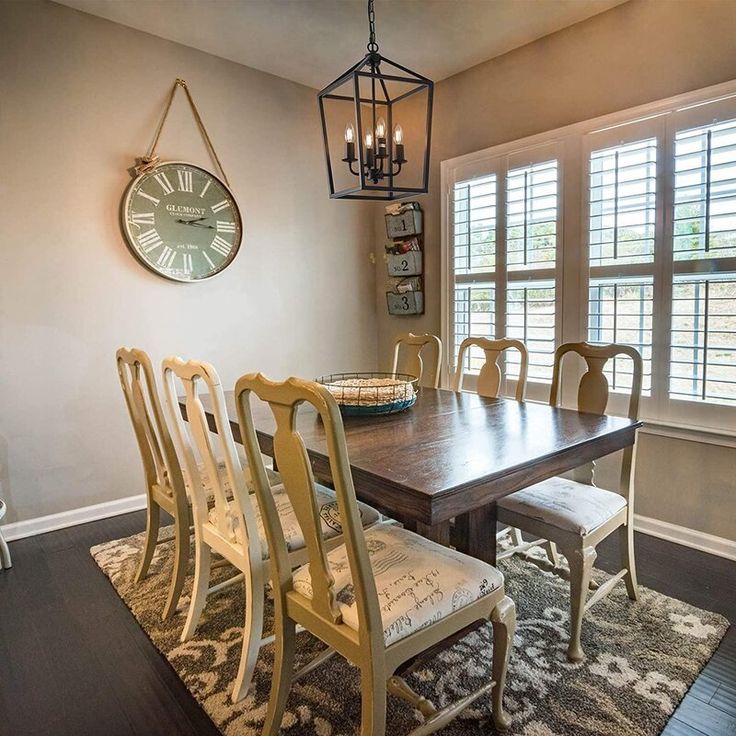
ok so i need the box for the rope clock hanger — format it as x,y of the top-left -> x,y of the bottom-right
121,79 -> 242,282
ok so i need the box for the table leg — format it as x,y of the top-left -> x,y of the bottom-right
404,519 -> 451,547
454,502 -> 498,566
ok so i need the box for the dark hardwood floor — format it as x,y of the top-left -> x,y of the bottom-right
0,511 -> 734,736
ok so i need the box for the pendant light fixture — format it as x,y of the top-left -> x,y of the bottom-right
318,0 -> 434,200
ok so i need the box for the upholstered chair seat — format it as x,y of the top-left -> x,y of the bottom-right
497,477 -> 627,536
208,481 -> 381,558
292,523 -> 504,646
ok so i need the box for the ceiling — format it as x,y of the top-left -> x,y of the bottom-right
55,0 -> 629,89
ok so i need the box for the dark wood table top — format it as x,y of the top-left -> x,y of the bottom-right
188,388 -> 640,527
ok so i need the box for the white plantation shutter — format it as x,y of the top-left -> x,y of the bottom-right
448,148 -> 560,391
453,175 -> 496,275
506,160 -> 558,271
452,175 -> 498,372
506,281 -> 556,381
586,135 -> 658,395
443,85 -> 736,430
588,278 -> 654,393
670,276 -> 736,404
504,159 -> 558,382
668,113 -> 736,406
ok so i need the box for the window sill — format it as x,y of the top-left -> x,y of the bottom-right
638,419 -> 736,449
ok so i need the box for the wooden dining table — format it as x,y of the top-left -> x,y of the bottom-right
184,387 -> 640,566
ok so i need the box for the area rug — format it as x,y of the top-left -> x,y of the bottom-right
91,529 -> 728,736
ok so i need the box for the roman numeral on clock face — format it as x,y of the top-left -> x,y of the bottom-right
202,250 -> 215,269
157,246 -> 176,269
177,170 -> 193,192
216,220 -> 236,233
211,234 -> 232,256
137,190 -> 160,207
211,199 -> 230,213
181,253 -> 193,273
199,180 -> 212,198
153,172 -> 174,196
137,228 -> 163,253
131,212 -> 155,226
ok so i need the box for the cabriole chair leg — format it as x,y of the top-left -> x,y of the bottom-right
360,661 -> 388,736
0,529 -> 11,570
565,546 -> 597,662
162,511 -> 189,620
619,523 -> 639,601
491,596 -> 516,731
262,617 -> 297,736
135,502 -> 160,582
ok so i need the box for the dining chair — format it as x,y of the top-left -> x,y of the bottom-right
391,332 -> 442,388
162,357 -> 380,703
116,347 -> 191,620
454,336 -> 528,401
497,341 -> 642,662
453,337 -> 534,552
0,499 -> 11,570
236,373 -> 516,736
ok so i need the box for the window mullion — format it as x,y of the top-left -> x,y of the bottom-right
496,161 -> 508,343
652,122 -> 673,419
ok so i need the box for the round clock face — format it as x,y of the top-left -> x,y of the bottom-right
121,162 -> 242,282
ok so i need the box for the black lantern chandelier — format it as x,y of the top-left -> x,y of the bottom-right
317,0 -> 434,200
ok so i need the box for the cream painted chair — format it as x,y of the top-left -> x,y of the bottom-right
0,499 -> 11,570
162,357 -> 380,703
236,373 -> 516,736
454,337 -> 533,553
116,348 -> 191,620
454,337 -> 528,401
392,332 -> 442,388
497,342 -> 642,662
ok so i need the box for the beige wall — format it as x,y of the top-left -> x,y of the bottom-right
374,0 -> 736,541
0,1 -> 377,524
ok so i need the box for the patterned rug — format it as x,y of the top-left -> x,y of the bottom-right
91,528 -> 728,736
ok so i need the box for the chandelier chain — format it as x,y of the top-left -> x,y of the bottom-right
367,0 -> 378,53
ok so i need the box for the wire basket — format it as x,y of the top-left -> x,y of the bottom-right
316,372 -> 419,416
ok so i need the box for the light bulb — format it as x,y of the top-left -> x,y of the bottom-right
393,124 -> 404,145
344,123 -> 355,143
376,117 -> 386,139
365,131 -> 374,148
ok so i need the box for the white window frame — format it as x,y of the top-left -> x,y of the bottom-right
440,78 -> 736,435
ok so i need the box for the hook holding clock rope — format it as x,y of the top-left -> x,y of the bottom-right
128,78 -> 231,186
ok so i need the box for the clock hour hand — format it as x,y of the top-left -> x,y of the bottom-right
176,217 -> 214,229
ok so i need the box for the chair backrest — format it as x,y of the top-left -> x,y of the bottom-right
162,357 -> 261,562
549,342 -> 643,492
454,337 -> 529,401
391,332 -> 442,388
549,342 -> 642,420
235,374 -> 383,648
116,347 -> 185,499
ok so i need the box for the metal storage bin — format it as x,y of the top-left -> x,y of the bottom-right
386,290 -> 424,315
385,209 -> 423,238
386,251 -> 423,276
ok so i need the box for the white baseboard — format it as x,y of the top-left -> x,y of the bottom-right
2,497 -> 734,564
2,494 -> 147,542
634,513 -> 736,562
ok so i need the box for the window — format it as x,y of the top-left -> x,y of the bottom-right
448,147 -> 560,394
586,135 -> 657,394
442,81 -> 736,430
670,116 -> 736,405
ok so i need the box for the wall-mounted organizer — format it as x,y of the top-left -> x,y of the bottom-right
384,202 -> 424,316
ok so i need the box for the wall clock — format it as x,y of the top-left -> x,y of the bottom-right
121,161 -> 242,282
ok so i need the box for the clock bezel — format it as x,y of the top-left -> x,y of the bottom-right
120,160 -> 243,283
